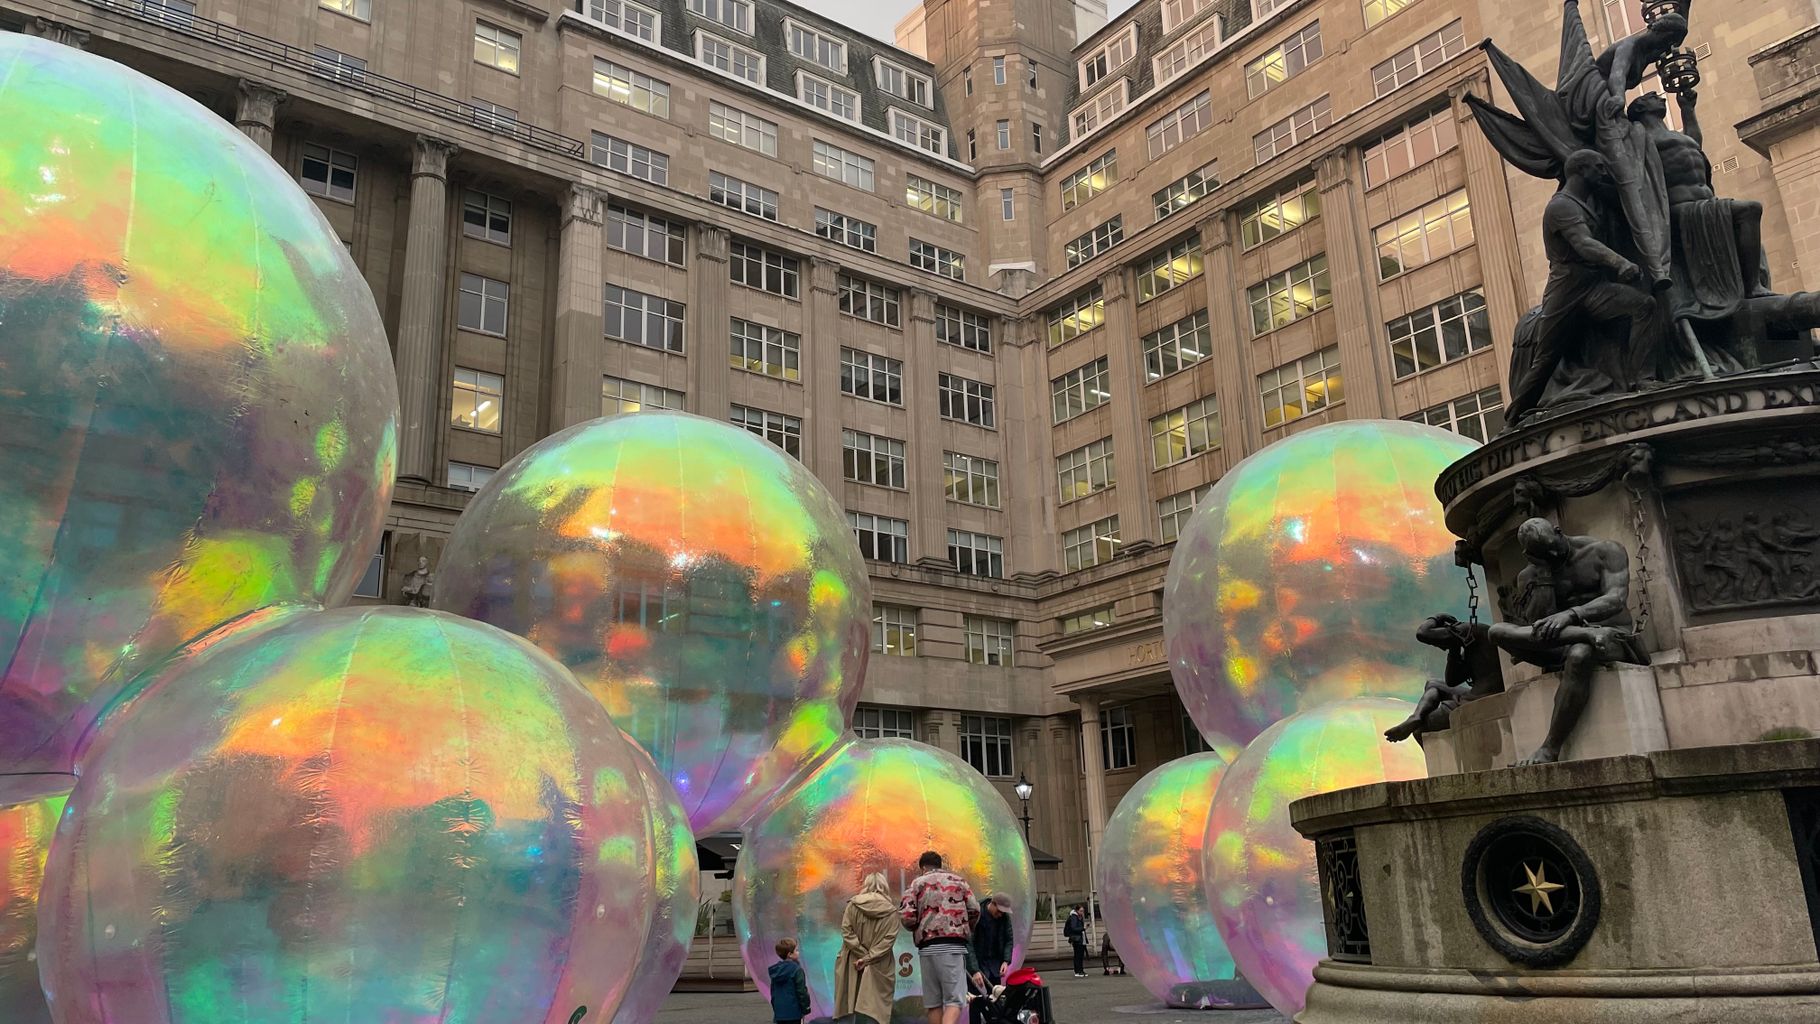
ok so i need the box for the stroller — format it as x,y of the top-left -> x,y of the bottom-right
977,965 -> 1055,1024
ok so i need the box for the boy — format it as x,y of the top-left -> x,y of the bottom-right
768,937 -> 812,1024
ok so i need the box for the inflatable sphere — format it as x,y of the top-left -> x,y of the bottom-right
38,608 -> 656,1024
1164,420 -> 1474,757
1095,753 -> 1240,1008
433,412 -> 870,834
733,737 -> 1033,1023
0,35 -> 399,779
1204,698 -> 1426,1018
612,736 -> 700,1024
2,790 -> 67,1024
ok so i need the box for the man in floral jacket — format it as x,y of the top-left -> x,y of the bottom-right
900,850 -> 980,1024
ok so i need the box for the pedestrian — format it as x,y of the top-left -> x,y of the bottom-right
899,850 -> 980,1024
971,892 -> 1014,990
768,937 -> 812,1024
1064,904 -> 1087,977
835,872 -> 900,1024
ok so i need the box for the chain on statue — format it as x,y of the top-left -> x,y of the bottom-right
1625,479 -> 1655,638
1464,563 -> 1482,628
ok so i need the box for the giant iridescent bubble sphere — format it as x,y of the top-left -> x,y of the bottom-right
2,790 -> 68,1024
733,737 -> 1033,1023
1164,420 -> 1475,757
613,735 -> 701,1024
1095,753 -> 1240,1009
433,412 -> 870,834
1204,697 -> 1426,1018
38,607 -> 656,1024
0,35 -> 399,779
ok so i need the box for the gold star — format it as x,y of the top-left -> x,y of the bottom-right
1513,861 -> 1567,916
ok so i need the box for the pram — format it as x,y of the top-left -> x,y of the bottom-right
977,966 -> 1054,1024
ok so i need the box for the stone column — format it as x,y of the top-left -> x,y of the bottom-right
1452,76 -> 1528,388
806,257 -> 844,484
23,17 -> 89,48
394,136 -> 459,483
1097,268 -> 1157,547
234,80 -> 287,153
907,290 -> 951,566
1315,148 -> 1390,420
551,184 -> 607,431
999,318 -> 1056,576
689,225 -> 732,421
1075,696 -> 1109,884
1199,211 -> 1262,453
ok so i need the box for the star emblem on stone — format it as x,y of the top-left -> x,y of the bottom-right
1513,860 -> 1567,916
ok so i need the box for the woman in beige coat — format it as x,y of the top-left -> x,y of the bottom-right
833,872 -> 900,1023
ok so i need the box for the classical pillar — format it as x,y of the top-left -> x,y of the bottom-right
1452,77 -> 1528,391
907,290 -> 951,566
999,318 -> 1055,576
689,225 -> 732,421
234,80 -> 287,153
23,17 -> 89,48
1097,268 -> 1157,547
394,136 -> 459,483
1075,696 -> 1109,885
1315,148 -> 1390,420
806,257 -> 844,484
1199,211 -> 1262,454
552,185 -> 607,430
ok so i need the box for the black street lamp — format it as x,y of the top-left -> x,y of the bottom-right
1014,771 -> 1034,844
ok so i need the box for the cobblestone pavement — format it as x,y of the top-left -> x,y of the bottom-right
653,973 -> 1289,1024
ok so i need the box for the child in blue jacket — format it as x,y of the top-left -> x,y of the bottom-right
768,937 -> 812,1024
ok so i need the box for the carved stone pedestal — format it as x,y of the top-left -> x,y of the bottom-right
1421,665 -> 1669,773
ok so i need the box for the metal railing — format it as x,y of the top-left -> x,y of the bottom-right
84,0 -> 588,158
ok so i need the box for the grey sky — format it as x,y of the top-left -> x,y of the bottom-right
796,0 -> 1140,47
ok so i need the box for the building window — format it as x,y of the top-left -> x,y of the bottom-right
602,376 -> 684,415
593,58 -> 668,116
787,19 -> 846,72
870,608 -> 918,660
688,0 -> 752,33
474,22 -> 521,73
849,512 -> 910,564
965,66 -> 974,94
838,275 -> 902,328
1063,516 -> 1121,572
698,31 -> 763,82
876,58 -> 933,106
968,130 -> 977,160
1151,397 -> 1221,468
1072,81 -> 1130,138
1157,14 -> 1225,85
709,172 -> 780,221
1065,217 -> 1124,270
1161,0 -> 1215,32
1255,95 -> 1333,164
1246,21 -> 1323,99
1389,290 -> 1493,379
816,209 -> 878,253
1101,706 -> 1137,770
993,55 -> 1007,85
447,462 -> 496,493
960,714 -> 1014,775
843,430 -> 908,489
730,319 -> 801,381
1405,386 -> 1507,443
909,240 -> 965,281
1147,90 -> 1213,160
1153,162 -> 1219,222
1376,191 -> 1474,279
1157,485 -> 1214,543
604,286 -> 685,353
856,704 -> 917,736
708,102 -> 778,155
354,531 -> 387,598
320,0 -> 370,19
729,241 -> 801,298
1136,238 -> 1204,303
1373,21 -> 1467,98
964,620 -> 1016,669
1061,150 -> 1118,212
608,580 -> 671,631
462,190 -> 512,245
1032,123 -> 1043,153
584,0 -> 659,41
1183,712 -> 1213,753
607,204 -> 685,266
311,46 -> 367,84
1248,255 -> 1332,335
590,132 -> 668,185
1364,108 -> 1460,188
1260,344 -> 1344,428
948,529 -> 1004,578
893,110 -> 948,155
995,119 -> 1012,150
1363,0 -> 1417,26
799,72 -> 860,121
1002,188 -> 1016,221
939,373 -> 996,428
1144,312 -> 1211,383
813,141 -> 875,191
1080,24 -> 1137,87
944,452 -> 1001,508
457,273 -> 509,336
469,98 -> 517,129
1029,60 -> 1040,88
300,143 -> 357,202
1240,176 -> 1321,250
1057,438 -> 1116,503
731,405 -> 801,458
450,368 -> 503,433
906,177 -> 965,221
1048,287 -> 1106,347
1061,604 -> 1117,635
1051,357 -> 1111,424
937,306 -> 992,352
840,348 -> 904,406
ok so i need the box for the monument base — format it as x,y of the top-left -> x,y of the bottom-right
1165,977 -> 1269,1009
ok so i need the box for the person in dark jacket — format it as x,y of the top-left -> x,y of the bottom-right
1063,905 -> 1087,978
971,892 -> 1015,989
768,937 -> 813,1024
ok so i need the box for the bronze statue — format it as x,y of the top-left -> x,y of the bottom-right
1385,614 -> 1506,743
1488,519 -> 1648,765
401,556 -> 435,608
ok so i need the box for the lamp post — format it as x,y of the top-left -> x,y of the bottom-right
1014,771 -> 1034,844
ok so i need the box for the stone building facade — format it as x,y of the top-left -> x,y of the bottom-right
6,0 -> 1813,901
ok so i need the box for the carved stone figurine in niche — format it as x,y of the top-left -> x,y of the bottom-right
1385,614 -> 1507,743
1489,519 -> 1649,765
400,556 -> 435,608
